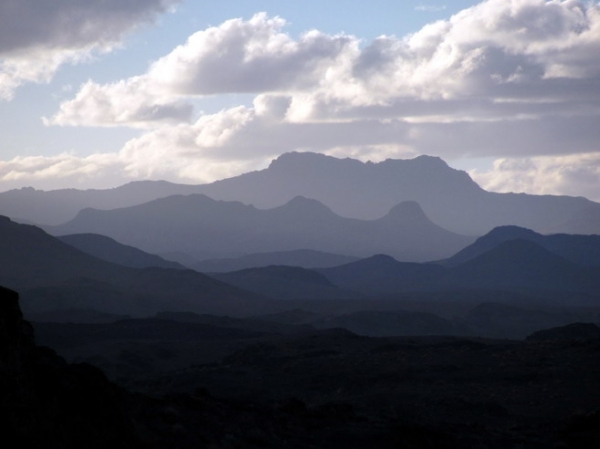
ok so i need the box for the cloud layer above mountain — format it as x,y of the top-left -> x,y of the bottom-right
2,0 -> 600,201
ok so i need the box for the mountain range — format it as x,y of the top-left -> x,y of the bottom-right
1,152 -> 599,235
48,195 -> 475,262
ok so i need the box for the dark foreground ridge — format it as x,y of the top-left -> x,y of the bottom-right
0,286 -> 139,448
8,284 -> 599,448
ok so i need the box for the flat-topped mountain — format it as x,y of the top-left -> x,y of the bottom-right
49,195 -> 474,263
1,152 -> 598,235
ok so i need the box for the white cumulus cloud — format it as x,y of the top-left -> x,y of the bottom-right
471,153 -> 600,202
5,0 -> 600,202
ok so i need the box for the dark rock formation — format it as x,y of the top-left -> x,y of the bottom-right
0,286 -> 140,448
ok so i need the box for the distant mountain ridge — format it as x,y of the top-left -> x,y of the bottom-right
48,195 -> 474,263
1,152 -> 598,235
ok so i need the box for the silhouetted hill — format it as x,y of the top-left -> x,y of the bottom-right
312,310 -> 459,337
443,225 -> 600,267
0,215 -> 126,290
317,241 -> 600,300
49,195 -> 474,262
211,265 -> 360,300
3,152 -> 598,235
448,239 -> 600,293
59,233 -> 185,270
0,215 -> 270,317
319,254 -> 445,295
526,322 -> 600,342
193,249 -> 359,272
0,286 -> 141,448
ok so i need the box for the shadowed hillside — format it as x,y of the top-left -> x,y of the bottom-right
442,225 -> 600,267
0,215 -> 272,317
59,233 -> 186,270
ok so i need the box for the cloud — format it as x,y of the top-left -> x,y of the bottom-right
415,5 -> 448,13
47,13 -> 359,126
52,1 -> 600,125
471,153 -> 600,202
45,78 -> 193,128
0,152 -> 123,190
0,0 -> 179,99
8,0 -> 600,203
147,13 -> 356,95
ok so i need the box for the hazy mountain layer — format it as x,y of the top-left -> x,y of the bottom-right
211,265 -> 362,300
49,195 -> 474,262
2,152 -> 598,235
193,249 -> 359,272
0,215 -> 270,317
59,233 -> 186,270
0,180 -> 204,226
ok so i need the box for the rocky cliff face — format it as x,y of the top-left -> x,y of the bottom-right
0,286 -> 140,448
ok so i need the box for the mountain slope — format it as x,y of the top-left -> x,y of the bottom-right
319,254 -> 446,295
58,233 -> 186,270
447,239 -> 600,293
0,215 -> 268,317
443,225 -> 600,267
211,265 -> 360,300
49,195 -> 474,262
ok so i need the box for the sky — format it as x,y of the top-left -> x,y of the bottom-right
1,0 -> 600,202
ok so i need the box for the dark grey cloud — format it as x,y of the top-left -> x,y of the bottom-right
0,0 -> 178,55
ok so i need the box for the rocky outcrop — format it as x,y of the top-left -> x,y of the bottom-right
0,286 -> 140,448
